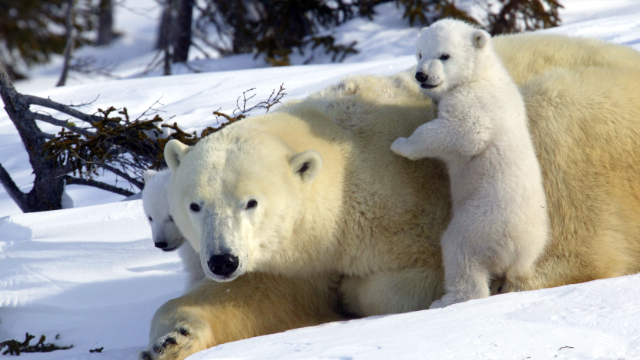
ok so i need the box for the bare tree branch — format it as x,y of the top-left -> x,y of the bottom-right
0,162 -> 26,211
23,95 -> 105,125
27,112 -> 96,137
65,176 -> 134,197
39,132 -> 56,140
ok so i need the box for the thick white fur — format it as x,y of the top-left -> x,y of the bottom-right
142,169 -> 205,289
141,34 -> 640,360
391,19 -> 550,307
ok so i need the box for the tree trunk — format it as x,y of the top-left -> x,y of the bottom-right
56,0 -> 76,87
97,0 -> 114,46
172,0 -> 193,63
156,1 -> 171,50
157,0 -> 174,75
0,61 -> 66,212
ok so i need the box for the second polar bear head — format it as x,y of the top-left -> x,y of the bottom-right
163,130 -> 325,282
415,19 -> 491,95
142,169 -> 186,252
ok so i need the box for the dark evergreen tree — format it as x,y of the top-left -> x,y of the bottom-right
394,0 -> 477,26
486,0 -> 562,35
394,0 -> 562,34
0,0 -> 94,80
194,0 -> 383,65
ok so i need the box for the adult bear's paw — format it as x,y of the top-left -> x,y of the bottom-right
139,324 -> 196,360
140,302 -> 215,360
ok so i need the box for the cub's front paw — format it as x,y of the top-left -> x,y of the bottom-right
390,137 -> 419,160
140,321 -> 212,360
428,293 -> 457,309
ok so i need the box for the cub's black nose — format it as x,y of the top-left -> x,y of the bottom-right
155,242 -> 168,249
208,253 -> 239,276
415,72 -> 428,83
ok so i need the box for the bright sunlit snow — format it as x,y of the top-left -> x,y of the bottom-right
1,1 -> 640,359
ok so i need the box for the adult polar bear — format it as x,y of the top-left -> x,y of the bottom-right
141,34 -> 640,360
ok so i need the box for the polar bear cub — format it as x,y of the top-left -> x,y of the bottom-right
142,169 -> 205,289
391,19 -> 549,307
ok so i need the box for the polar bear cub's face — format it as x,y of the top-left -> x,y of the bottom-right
164,133 -> 322,282
142,169 -> 186,252
415,19 -> 490,95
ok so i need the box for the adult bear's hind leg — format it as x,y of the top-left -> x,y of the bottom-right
340,268 -> 444,316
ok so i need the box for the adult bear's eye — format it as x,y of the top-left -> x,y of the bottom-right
190,203 -> 201,212
246,199 -> 258,210
439,54 -> 450,61
168,216 -> 174,222
418,53 -> 422,59
148,216 -> 153,222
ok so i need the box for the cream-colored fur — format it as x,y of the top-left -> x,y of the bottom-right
391,20 -> 550,307
141,34 -> 640,360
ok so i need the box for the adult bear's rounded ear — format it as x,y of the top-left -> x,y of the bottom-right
143,169 -> 158,184
289,150 -> 322,183
472,30 -> 489,49
164,140 -> 191,171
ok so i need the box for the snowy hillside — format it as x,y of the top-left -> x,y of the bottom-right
1,1 -> 640,359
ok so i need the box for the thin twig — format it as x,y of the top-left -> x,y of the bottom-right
101,164 -> 144,189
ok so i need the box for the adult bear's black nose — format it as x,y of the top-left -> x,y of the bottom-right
415,72 -> 428,83
208,253 -> 239,276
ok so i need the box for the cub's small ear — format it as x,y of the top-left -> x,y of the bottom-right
289,150 -> 322,183
472,30 -> 489,49
143,169 -> 158,183
164,140 -> 191,171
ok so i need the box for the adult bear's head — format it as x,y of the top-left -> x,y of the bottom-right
164,127 -> 327,282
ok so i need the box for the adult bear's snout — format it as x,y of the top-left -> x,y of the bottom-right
208,253 -> 239,277
415,72 -> 428,83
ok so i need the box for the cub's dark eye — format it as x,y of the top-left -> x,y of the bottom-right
246,199 -> 258,210
439,54 -> 450,61
190,203 -> 201,212
168,216 -> 174,222
418,53 -> 422,59
148,216 -> 153,222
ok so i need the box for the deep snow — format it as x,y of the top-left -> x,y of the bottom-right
1,1 -> 640,359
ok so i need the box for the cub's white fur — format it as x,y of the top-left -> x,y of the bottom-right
142,169 -> 205,289
391,19 -> 550,307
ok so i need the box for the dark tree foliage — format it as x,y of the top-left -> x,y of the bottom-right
195,0 -> 383,65
395,0 -> 478,26
395,0 -> 562,34
486,0 -> 562,35
0,0 -> 95,80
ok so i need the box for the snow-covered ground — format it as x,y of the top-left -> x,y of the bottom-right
1,1 -> 640,359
